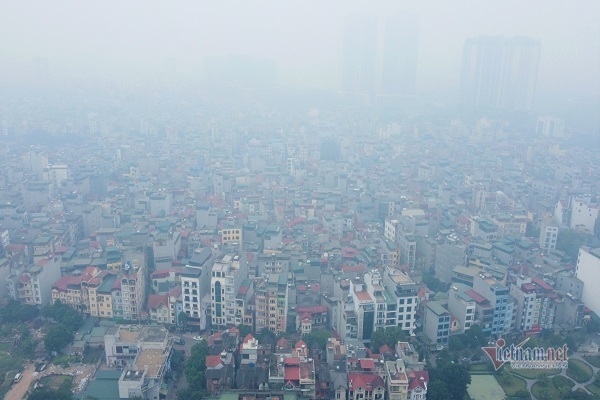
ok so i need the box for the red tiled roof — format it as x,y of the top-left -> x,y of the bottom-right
296,305 -> 327,314
466,289 -> 487,303
359,359 -> 375,369
294,340 -> 307,350
379,344 -> 393,354
206,355 -> 223,368
242,333 -> 255,344
348,373 -> 385,391
148,294 -> 168,310
284,357 -> 300,365
532,276 -> 553,291
355,291 -> 372,302
342,265 -> 365,273
408,371 -> 429,391
52,275 -> 83,292
284,366 -> 300,381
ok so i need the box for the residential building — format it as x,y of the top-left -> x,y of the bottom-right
14,256 -> 62,305
423,300 -> 450,345
180,266 -> 204,327
254,273 -> 288,333
382,267 -> 419,335
510,275 -> 556,333
473,273 -> 513,336
447,283 -> 476,333
347,373 -> 386,400
539,217 -> 558,254
211,253 -> 248,329
103,325 -> 172,400
576,247 -> 600,316
385,359 -> 409,400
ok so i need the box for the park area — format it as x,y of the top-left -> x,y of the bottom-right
467,374 -> 506,400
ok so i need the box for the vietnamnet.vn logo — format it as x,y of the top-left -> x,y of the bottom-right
482,338 -> 568,370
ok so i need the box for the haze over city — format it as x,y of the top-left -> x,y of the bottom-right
1,1 -> 599,110
2,2 -> 600,400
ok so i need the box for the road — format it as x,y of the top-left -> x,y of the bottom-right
5,364 -> 35,400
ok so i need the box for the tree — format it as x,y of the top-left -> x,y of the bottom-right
237,323 -> 252,338
426,379 -> 449,400
422,269 -> 449,294
370,326 -> 405,351
255,328 -> 277,344
438,364 -> 471,400
185,340 -> 209,389
586,316 -> 600,334
44,324 -> 74,353
303,329 -> 331,351
42,301 -> 82,332
556,229 -> 598,260
178,311 -> 188,330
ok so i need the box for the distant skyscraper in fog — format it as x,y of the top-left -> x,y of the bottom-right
341,15 -> 378,95
460,36 -> 541,112
380,15 -> 419,96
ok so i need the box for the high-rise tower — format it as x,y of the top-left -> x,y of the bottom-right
460,36 -> 541,112
341,14 -> 378,95
380,14 -> 419,96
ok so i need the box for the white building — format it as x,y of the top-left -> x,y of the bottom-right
210,253 -> 248,328
570,197 -> 599,233
180,267 -> 203,326
539,217 -> 558,254
576,247 -> 600,316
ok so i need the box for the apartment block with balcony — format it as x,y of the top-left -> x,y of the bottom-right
211,253 -> 248,329
16,256 -> 62,305
510,275 -> 556,333
255,273 -> 288,333
473,273 -> 514,336
180,266 -> 203,326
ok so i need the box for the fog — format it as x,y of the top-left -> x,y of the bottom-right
0,0 -> 599,110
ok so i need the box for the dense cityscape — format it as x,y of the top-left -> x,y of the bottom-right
1,3 -> 600,400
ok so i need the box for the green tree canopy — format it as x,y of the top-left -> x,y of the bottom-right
237,323 -> 252,338
0,299 -> 39,323
185,340 -> 209,389
303,329 -> 331,351
44,324 -> 74,353
429,363 -> 471,400
370,326 -> 406,351
42,301 -> 82,332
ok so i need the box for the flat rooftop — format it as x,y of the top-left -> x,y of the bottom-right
135,348 -> 166,378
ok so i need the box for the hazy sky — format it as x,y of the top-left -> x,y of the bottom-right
1,0 -> 599,103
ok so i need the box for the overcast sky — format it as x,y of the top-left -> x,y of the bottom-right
1,0 -> 599,104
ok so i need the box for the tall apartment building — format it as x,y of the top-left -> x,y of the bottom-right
539,217 -> 558,254
257,253 -> 290,276
12,256 -> 62,305
254,273 -> 288,333
423,300 -> 451,345
211,253 -> 248,329
576,247 -> 600,316
460,36 -> 541,112
510,275 -> 556,333
180,266 -> 204,327
448,283 -> 476,334
473,273 -> 513,336
382,268 -> 418,335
